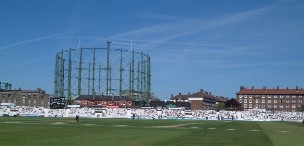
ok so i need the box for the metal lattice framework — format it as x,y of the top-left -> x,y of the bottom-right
54,41 -> 151,102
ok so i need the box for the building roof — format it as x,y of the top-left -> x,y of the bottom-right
215,96 -> 228,102
171,89 -> 228,102
190,92 -> 213,98
74,95 -> 132,101
0,88 -> 47,94
171,94 -> 189,100
237,86 -> 304,95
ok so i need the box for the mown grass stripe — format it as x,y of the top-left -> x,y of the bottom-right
0,117 -> 302,146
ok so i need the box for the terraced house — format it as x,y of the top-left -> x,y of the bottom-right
0,88 -> 50,108
236,86 -> 304,112
170,89 -> 228,110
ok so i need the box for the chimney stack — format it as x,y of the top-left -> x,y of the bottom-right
4,83 -> 8,90
240,86 -> 245,91
251,86 -> 254,91
296,86 -> 299,91
277,86 -> 279,90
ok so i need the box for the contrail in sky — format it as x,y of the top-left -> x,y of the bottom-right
3,57 -> 46,71
0,33 -> 58,50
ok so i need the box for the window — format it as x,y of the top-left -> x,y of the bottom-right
267,100 -> 271,104
286,95 -> 289,98
249,104 -> 252,108
262,95 -> 265,98
267,105 -> 271,109
2,94 -> 5,97
239,95 -> 243,98
249,99 -> 252,103
274,95 -> 277,98
262,105 -> 265,108
286,105 -> 289,108
299,100 -> 302,103
239,99 -> 242,103
274,105 -> 277,109
280,100 -> 283,103
267,95 -> 271,98
244,104 -> 247,108
292,96 -> 296,98
244,99 -> 247,103
262,99 -> 265,103
280,95 -> 284,98
299,96 -> 302,99
280,105 -> 284,109
274,100 -> 277,103
292,105 -> 296,109
244,95 -> 247,98
292,100 -> 296,103
249,95 -> 252,98
255,99 -> 259,103
286,100 -> 290,103
8,94 -> 11,97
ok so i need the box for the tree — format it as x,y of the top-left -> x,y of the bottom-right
225,98 -> 242,110
300,104 -> 304,112
215,102 -> 226,111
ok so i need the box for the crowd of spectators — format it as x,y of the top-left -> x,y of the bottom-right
0,106 -> 303,122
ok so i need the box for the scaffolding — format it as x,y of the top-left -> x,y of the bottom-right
54,41 -> 151,103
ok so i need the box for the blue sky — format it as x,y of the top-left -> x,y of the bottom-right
1,0 -> 304,100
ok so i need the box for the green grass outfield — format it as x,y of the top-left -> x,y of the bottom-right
0,117 -> 303,146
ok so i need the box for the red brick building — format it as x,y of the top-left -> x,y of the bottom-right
236,86 -> 304,112
72,95 -> 133,108
170,89 -> 228,110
